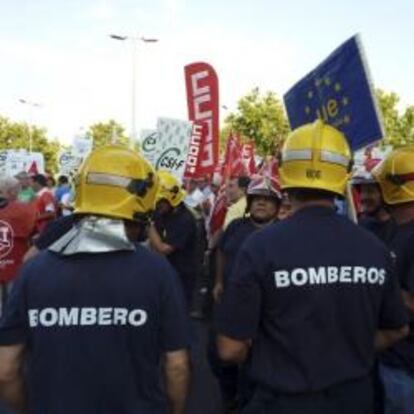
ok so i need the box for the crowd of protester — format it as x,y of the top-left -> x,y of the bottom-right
0,125 -> 413,414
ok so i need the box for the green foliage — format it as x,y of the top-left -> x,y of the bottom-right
221,88 -> 290,155
88,120 -> 129,148
0,115 -> 61,172
376,89 -> 414,147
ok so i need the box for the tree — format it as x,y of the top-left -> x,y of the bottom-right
0,115 -> 61,172
221,88 -> 290,155
88,120 -> 129,149
376,89 -> 414,147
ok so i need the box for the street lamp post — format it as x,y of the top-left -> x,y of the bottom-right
109,34 -> 159,144
18,98 -> 42,153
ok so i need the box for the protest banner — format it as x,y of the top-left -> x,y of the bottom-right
185,62 -> 219,175
155,117 -> 193,180
140,129 -> 159,168
284,35 -> 384,150
0,150 -> 45,176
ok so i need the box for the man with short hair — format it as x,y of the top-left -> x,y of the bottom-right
149,171 -> 198,309
0,146 -> 191,414
216,121 -> 408,413
15,171 -> 35,204
223,176 -> 250,229
55,175 -> 71,203
352,170 -> 396,242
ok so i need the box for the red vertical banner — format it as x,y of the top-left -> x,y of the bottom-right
184,62 -> 219,177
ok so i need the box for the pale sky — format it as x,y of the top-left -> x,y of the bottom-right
0,0 -> 413,145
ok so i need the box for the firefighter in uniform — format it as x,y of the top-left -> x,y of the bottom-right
0,146 -> 191,414
211,175 -> 282,412
216,120 -> 409,414
149,171 -> 198,310
373,146 -> 414,414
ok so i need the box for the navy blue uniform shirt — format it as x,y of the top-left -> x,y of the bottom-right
153,204 -> 197,293
216,206 -> 407,394
359,216 -> 397,244
34,215 -> 76,250
380,220 -> 414,373
219,217 -> 258,287
0,247 -> 190,414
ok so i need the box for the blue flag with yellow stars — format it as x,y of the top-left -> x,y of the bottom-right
284,35 -> 384,150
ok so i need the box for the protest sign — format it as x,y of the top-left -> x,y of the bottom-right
140,129 -> 159,168
155,118 -> 192,180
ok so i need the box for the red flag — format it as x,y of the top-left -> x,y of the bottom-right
222,134 -> 244,178
185,62 -> 219,176
27,160 -> 39,175
209,183 -> 227,236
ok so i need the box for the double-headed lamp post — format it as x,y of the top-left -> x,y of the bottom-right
18,98 -> 42,153
109,34 -> 159,144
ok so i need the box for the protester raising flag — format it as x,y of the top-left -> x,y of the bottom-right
209,133 -> 245,237
222,134 -> 244,177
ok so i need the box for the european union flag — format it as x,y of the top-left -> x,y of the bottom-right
284,35 -> 384,150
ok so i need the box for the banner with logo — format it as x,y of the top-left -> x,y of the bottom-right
0,150 -> 45,176
185,62 -> 219,175
155,117 -> 193,180
183,122 -> 207,178
284,35 -> 384,150
140,129 -> 159,167
58,151 -> 83,176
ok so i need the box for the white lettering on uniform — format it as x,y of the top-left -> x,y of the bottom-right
327,267 -> 339,283
273,267 -> 387,289
80,308 -> 97,325
291,268 -> 308,286
340,266 -> 352,283
367,268 -> 379,284
114,308 -> 129,325
98,308 -> 113,325
309,267 -> 326,284
274,271 -> 290,288
39,308 -> 58,327
29,309 -> 39,327
353,266 -> 367,283
59,308 -> 79,326
27,307 -> 148,328
378,269 -> 386,285
128,310 -> 148,327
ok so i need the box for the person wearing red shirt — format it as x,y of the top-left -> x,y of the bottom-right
0,176 -> 36,314
32,174 -> 57,234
